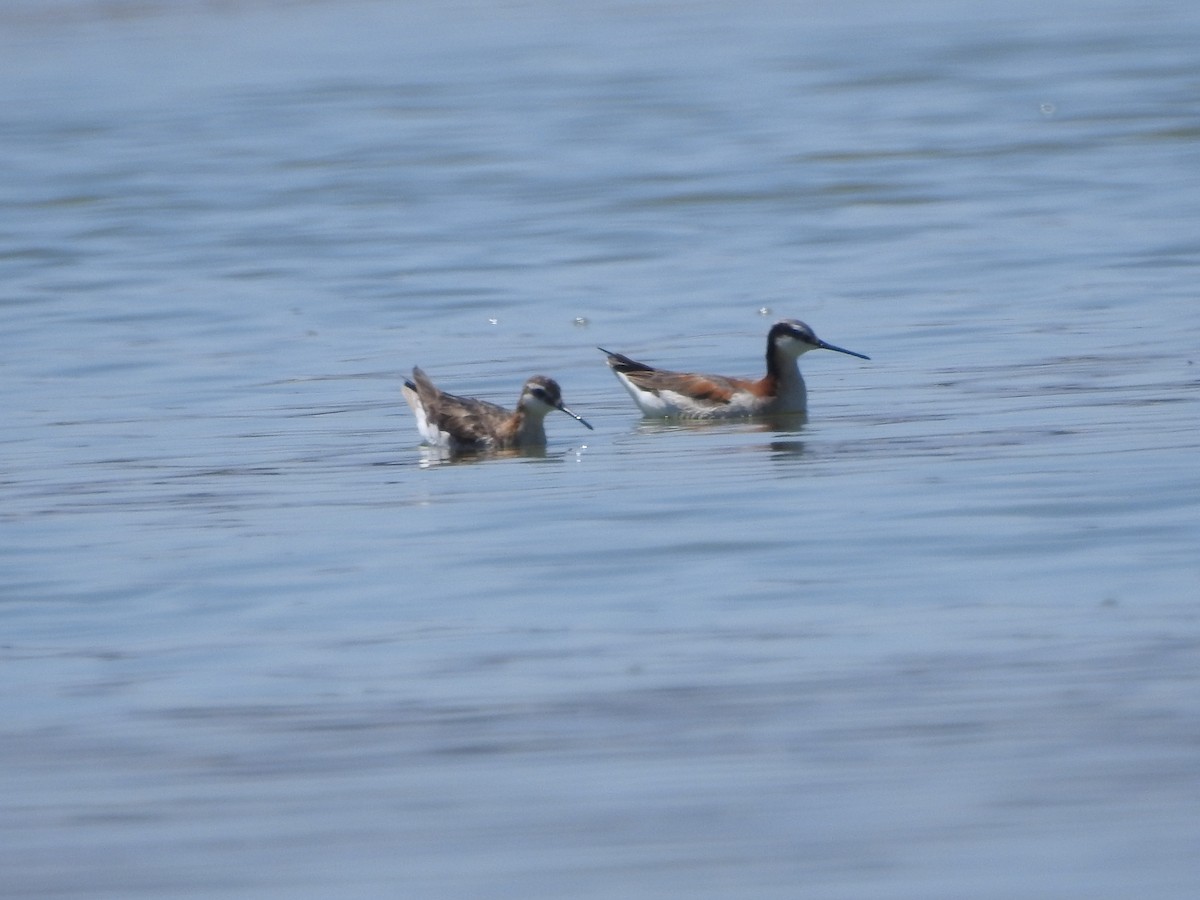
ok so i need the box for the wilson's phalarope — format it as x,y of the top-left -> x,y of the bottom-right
402,367 -> 593,451
600,319 -> 869,418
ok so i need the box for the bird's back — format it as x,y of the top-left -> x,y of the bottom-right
404,368 -> 510,448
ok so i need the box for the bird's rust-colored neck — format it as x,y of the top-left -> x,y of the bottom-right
495,409 -> 548,448
764,340 -> 807,410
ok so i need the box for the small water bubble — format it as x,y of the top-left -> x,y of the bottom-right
1039,102 -> 1057,117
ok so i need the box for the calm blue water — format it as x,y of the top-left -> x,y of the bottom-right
3,0 -> 1199,897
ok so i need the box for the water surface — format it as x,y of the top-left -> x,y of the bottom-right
2,0 -> 1199,897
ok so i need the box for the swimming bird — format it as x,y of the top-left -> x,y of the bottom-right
402,367 -> 592,451
600,319 -> 869,418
